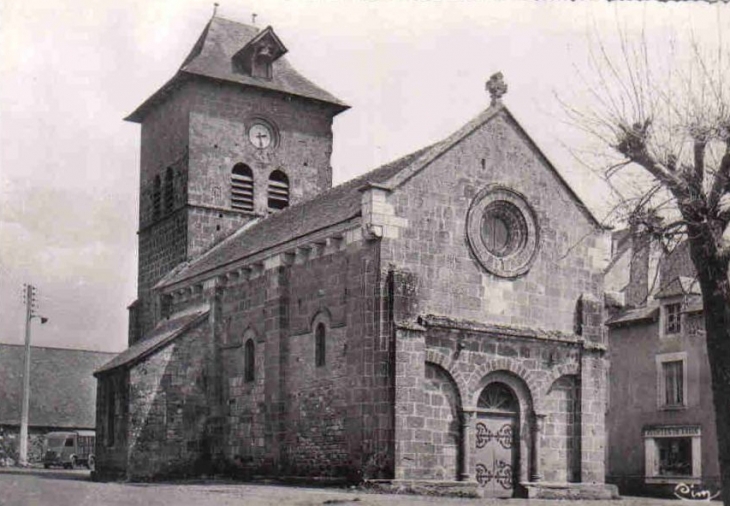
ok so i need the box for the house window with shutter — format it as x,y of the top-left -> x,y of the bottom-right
656,352 -> 687,409
268,170 -> 289,211
231,164 -> 254,212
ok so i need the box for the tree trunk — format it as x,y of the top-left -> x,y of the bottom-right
687,235 -> 730,505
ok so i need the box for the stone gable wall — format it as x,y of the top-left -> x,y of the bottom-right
381,112 -> 609,339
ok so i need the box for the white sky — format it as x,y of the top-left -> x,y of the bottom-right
0,0 -> 726,353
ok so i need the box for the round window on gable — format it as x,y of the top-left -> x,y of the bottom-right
467,186 -> 539,278
480,201 -> 528,258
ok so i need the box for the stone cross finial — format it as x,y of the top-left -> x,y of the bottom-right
486,72 -> 508,105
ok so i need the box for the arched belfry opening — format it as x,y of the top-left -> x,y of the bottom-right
268,170 -> 289,211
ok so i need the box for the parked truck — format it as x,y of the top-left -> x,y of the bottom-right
43,430 -> 95,470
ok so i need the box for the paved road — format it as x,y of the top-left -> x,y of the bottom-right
0,468 -> 689,506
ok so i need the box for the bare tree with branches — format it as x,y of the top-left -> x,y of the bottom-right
565,22 -> 730,504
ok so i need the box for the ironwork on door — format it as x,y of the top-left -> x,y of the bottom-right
474,383 -> 518,498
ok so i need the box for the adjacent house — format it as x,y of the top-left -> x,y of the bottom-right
606,234 -> 720,496
0,344 -> 116,463
95,15 -> 616,499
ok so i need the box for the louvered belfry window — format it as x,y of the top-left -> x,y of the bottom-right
268,170 -> 289,211
163,167 -> 174,213
152,175 -> 162,220
231,163 -> 254,212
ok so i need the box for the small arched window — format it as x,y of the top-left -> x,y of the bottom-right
152,176 -> 161,220
268,170 -> 289,212
315,323 -> 326,367
163,167 -> 174,213
244,338 -> 255,382
231,164 -> 254,212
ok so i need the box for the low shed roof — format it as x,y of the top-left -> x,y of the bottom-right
0,344 -> 116,429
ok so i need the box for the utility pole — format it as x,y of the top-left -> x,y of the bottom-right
19,284 -> 47,467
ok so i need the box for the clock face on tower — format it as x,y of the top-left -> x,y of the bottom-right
249,123 -> 274,149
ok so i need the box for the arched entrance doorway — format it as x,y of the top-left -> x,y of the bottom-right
474,382 -> 519,497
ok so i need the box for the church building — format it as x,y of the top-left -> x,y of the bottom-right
95,15 -> 614,498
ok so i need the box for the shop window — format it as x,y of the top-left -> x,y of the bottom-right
657,437 -> 692,476
644,426 -> 701,484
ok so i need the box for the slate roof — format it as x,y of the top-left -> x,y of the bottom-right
95,308 -> 209,375
0,344 -> 116,429
126,17 -> 348,123
656,276 -> 700,299
606,304 -> 660,327
162,142 -> 442,286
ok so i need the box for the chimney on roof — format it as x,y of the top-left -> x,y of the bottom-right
252,13 -> 257,25
213,3 -> 219,16
626,223 -> 650,308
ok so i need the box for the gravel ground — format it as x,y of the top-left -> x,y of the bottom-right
0,468 -> 694,506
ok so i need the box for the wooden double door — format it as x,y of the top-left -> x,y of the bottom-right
474,383 -> 519,498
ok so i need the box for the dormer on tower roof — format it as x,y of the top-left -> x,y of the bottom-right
232,26 -> 287,80
126,16 -> 348,123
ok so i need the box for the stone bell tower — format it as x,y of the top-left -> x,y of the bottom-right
125,16 -> 349,345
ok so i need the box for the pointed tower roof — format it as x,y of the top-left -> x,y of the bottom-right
126,16 -> 348,123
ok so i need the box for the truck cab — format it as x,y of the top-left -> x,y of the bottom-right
43,431 -> 95,470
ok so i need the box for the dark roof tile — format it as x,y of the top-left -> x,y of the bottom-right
0,345 -> 116,429
606,304 -> 660,326
95,308 -> 209,375
127,17 -> 347,122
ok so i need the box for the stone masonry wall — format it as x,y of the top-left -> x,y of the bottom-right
134,85 -> 195,344
134,77 -> 340,343
422,363 -> 462,480
187,80 -> 336,215
542,375 -> 580,483
217,237 -> 391,479
135,211 -> 188,343
221,272 -> 269,472
394,322 -> 605,485
125,320 -> 210,480
380,110 -> 609,340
